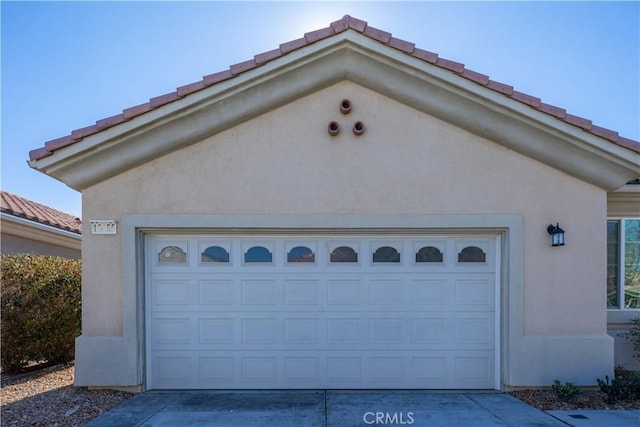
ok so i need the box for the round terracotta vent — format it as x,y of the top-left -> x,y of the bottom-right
328,121 -> 340,136
352,121 -> 365,135
340,99 -> 352,114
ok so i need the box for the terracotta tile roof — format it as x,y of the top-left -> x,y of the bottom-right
29,15 -> 640,162
1,191 -> 82,234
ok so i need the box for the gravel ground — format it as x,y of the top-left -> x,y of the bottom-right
2,364 -> 640,426
509,388 -> 640,411
1,364 -> 133,427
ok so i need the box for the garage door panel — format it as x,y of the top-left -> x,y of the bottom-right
327,279 -> 362,305
369,280 -> 405,304
284,357 -> 320,383
284,279 -> 320,305
150,312 -> 495,351
284,319 -> 320,344
241,357 -> 278,383
198,318 -> 234,344
241,280 -> 278,305
454,278 -> 495,308
148,234 -> 498,389
152,350 -> 495,389
454,318 -> 494,347
198,280 -> 234,305
152,355 -> 193,389
412,279 -> 449,305
198,357 -> 235,386
453,354 -> 494,388
153,279 -> 191,306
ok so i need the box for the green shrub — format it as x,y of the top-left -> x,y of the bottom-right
618,317 -> 640,360
597,366 -> 640,403
551,380 -> 581,401
1,254 -> 81,373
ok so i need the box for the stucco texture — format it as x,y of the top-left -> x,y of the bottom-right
82,81 -> 605,341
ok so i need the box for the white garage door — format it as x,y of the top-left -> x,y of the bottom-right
146,233 -> 499,389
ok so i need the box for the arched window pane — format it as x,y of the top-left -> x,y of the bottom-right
330,246 -> 358,263
202,246 -> 230,263
416,246 -> 443,263
287,246 -> 315,263
245,246 -> 272,263
458,246 -> 486,263
372,246 -> 400,263
158,246 -> 187,264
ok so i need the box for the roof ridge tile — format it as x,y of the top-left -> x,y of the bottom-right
461,69 -> 490,86
202,70 -> 234,86
304,26 -> 335,44
149,91 -> 180,108
254,48 -> 284,65
538,102 -> 566,119
330,16 -> 349,33
229,58 -> 259,75
511,91 -> 542,108
96,113 -> 127,130
362,25 -> 392,43
44,135 -> 74,151
591,125 -> 619,142
486,80 -> 514,95
123,102 -> 153,120
565,113 -> 593,130
435,57 -> 465,73
411,47 -> 438,63
280,37 -> 308,54
177,80 -> 206,98
387,36 -> 415,54
345,15 -> 367,32
71,124 -> 99,141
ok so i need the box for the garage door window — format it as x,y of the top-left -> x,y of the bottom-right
201,245 -> 230,263
287,246 -> 315,263
330,246 -> 358,263
458,246 -> 486,263
372,246 -> 400,263
244,246 -> 273,263
158,246 -> 187,264
416,246 -> 443,263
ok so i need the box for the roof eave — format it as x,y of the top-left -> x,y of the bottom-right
1,213 -> 82,252
29,31 -> 640,192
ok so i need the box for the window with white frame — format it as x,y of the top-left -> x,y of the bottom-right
608,218 -> 640,309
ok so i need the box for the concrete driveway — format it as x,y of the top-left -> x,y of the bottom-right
86,390 -> 570,426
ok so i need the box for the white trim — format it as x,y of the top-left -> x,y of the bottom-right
494,235 -> 502,391
607,217 -> 640,318
120,213 -> 520,391
1,213 -> 81,251
1,212 -> 81,240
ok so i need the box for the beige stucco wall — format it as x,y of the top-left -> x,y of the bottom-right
1,233 -> 81,259
79,81 -> 609,387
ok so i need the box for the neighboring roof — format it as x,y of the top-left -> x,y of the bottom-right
1,191 -> 81,235
28,15 -> 639,163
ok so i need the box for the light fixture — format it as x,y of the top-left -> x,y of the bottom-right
547,223 -> 565,247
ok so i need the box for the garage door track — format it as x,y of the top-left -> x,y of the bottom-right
86,390 -> 568,426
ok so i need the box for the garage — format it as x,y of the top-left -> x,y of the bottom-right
146,233 -> 499,390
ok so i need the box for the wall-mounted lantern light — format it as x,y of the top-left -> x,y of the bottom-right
547,223 -> 565,247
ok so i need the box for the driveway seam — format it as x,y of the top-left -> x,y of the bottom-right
324,390 -> 328,427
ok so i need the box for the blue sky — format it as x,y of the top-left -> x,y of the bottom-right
2,1 -> 639,218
